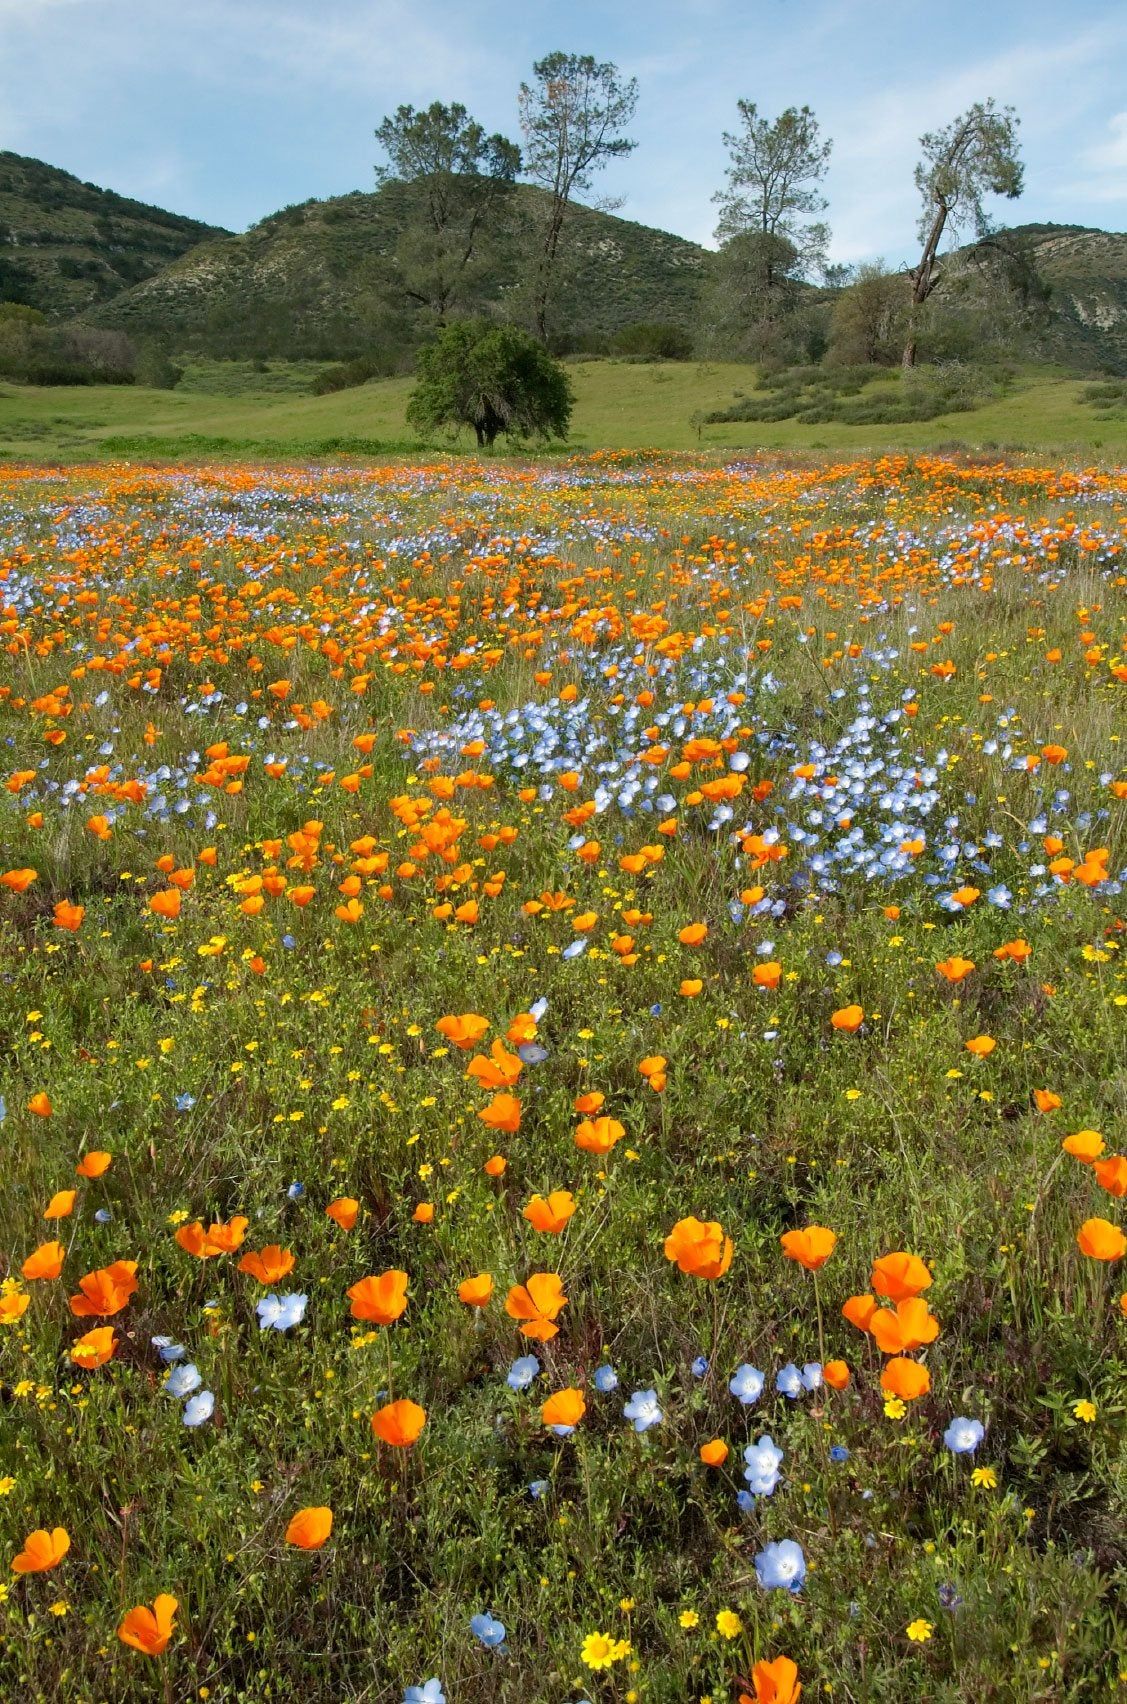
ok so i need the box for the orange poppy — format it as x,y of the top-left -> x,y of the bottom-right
52,900 -> 85,932
743,1654 -> 802,1704
1094,1156 -> 1127,1198
541,1388 -> 586,1430
413,1202 -> 434,1224
1062,1130 -> 1104,1162
993,937 -> 1032,963
678,922 -> 708,945
69,1260 -> 138,1317
574,1115 -> 625,1155
435,1012 -> 490,1049
11,1527 -> 70,1573
0,1293 -> 30,1325
1033,1089 -> 1062,1113
466,1040 -> 523,1089
27,1092 -> 52,1118
868,1298 -> 940,1355
175,1216 -> 249,1258
664,1216 -> 733,1279
505,1272 -> 568,1340
325,1196 -> 359,1229
1,867 -> 37,893
573,1091 -> 605,1115
1076,1218 -> 1126,1261
830,1004 -> 863,1033
842,1293 -> 879,1333
870,1252 -> 931,1302
780,1225 -> 837,1271
347,1270 -> 408,1324
21,1241 -> 65,1281
75,1151 -> 112,1178
238,1245 -> 296,1284
117,1594 -> 178,1656
70,1326 -> 118,1369
699,1439 -> 729,1466
935,956 -> 975,983
457,1273 -> 494,1307
371,1398 -> 427,1446
880,1358 -> 931,1400
285,1507 -> 333,1549
43,1190 -> 76,1219
753,961 -> 782,989
523,1192 -> 577,1235
477,1093 -> 521,1134
483,1154 -> 507,1177
823,1359 -> 850,1390
964,1034 -> 996,1058
148,888 -> 182,920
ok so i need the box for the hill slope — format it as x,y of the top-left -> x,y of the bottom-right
1004,223 -> 1127,372
85,180 -> 710,358
0,152 -> 227,318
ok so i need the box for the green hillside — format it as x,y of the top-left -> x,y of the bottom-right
1010,223 -> 1127,371
84,180 -> 709,358
0,151 -> 227,318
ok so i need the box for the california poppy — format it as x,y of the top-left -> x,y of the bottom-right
935,956 -> 975,983
1062,1130 -> 1104,1163
347,1270 -> 408,1325
118,1594 -> 178,1656
505,1272 -> 567,1340
870,1252 -> 931,1302
880,1357 -> 931,1400
52,900 -> 85,932
435,1013 -> 490,1050
21,1241 -> 64,1281
176,1216 -> 249,1258
477,1093 -> 521,1134
69,1260 -> 138,1317
75,1151 -> 112,1179
43,1190 -> 76,1219
523,1192 -> 577,1235
238,1245 -> 295,1284
1076,1218 -> 1126,1261
830,1004 -> 863,1033
964,1034 -> 996,1058
1094,1156 -> 1127,1198
11,1527 -> 70,1573
842,1293 -> 878,1333
27,1092 -> 52,1118
780,1225 -> 836,1271
325,1196 -> 359,1229
285,1507 -> 333,1549
664,1216 -> 733,1279
70,1326 -> 118,1369
742,1654 -> 802,1703
457,1273 -> 494,1307
574,1115 -> 625,1155
699,1439 -> 729,1466
371,1398 -> 427,1446
541,1388 -> 586,1430
823,1359 -> 850,1390
869,1298 -> 940,1355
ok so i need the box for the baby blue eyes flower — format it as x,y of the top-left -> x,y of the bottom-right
282,934 -> 297,949
593,1364 -> 618,1393
152,1336 -> 186,1364
528,1479 -> 548,1499
470,1612 -> 506,1649
691,1355 -> 709,1378
257,1293 -> 308,1332
94,1208 -> 112,1223
286,1181 -> 305,1200
944,1416 -> 985,1454
403,1682 -> 446,1704
174,1093 -> 195,1113
754,1538 -> 806,1593
736,1489 -> 756,1512
743,1435 -> 783,1495
561,938 -> 587,960
162,1362 -> 202,1399
801,1362 -> 823,1392
729,1364 -> 765,1404
506,1355 -> 541,1391
623,1389 -> 663,1432
830,1444 -> 850,1463
182,1390 -> 216,1427
776,1362 -> 803,1399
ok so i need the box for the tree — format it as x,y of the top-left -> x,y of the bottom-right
827,263 -> 906,366
518,52 -> 638,342
699,230 -> 806,363
375,102 -> 520,323
406,319 -> 574,448
714,102 -> 832,274
904,99 -> 1023,365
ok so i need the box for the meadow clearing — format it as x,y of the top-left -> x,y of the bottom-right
0,449 -> 1124,1702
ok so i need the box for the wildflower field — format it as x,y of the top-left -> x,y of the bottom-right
0,449 -> 1125,1702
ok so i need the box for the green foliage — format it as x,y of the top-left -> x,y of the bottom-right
132,343 -> 183,390
827,264 -> 906,366
407,319 -> 574,447
0,318 -> 135,385
0,150 -> 225,319
713,102 -> 832,274
607,322 -> 694,361
706,362 -> 1003,425
699,231 -> 811,364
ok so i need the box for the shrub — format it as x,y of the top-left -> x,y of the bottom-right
406,319 -> 573,448
608,322 -> 693,361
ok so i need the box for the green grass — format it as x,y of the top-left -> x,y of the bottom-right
2,359 -> 1126,461
0,452 -> 1124,1700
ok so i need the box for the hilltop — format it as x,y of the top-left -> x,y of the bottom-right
83,178 -> 708,358
0,151 -> 227,318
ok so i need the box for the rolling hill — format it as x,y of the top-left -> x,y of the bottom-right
0,151 -> 227,319
83,179 -> 709,358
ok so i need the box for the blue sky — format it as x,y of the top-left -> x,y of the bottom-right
1,0 -> 1124,264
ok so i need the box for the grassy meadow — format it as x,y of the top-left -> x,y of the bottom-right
1,358 -> 1126,461
0,450 -> 1125,1703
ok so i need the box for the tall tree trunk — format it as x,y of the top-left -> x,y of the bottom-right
902,203 -> 948,368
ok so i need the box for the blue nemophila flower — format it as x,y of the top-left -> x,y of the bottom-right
404,1682 -> 446,1704
691,1355 -> 709,1378
801,1362 -> 823,1392
286,1181 -> 305,1200
743,1435 -> 783,1495
257,1292 -> 308,1332
282,934 -> 297,950
528,1479 -> 548,1499
0,1094 -> 6,1124
729,1364 -> 765,1404
561,938 -> 587,960
623,1389 -> 662,1432
470,1612 -> 506,1649
94,1208 -> 112,1224
174,1093 -> 196,1113
182,1390 -> 215,1428
736,1489 -> 755,1512
506,1355 -> 540,1392
755,1538 -> 806,1593
775,1362 -> 803,1399
152,1336 -> 186,1364
830,1444 -> 850,1463
162,1363 -> 202,1399
593,1364 -> 618,1393
944,1416 -> 985,1454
